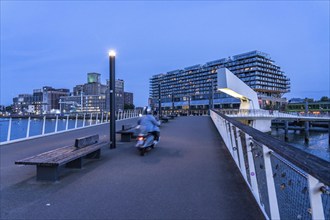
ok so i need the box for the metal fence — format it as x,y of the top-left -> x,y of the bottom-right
216,109 -> 330,120
0,110 -> 141,144
210,110 -> 329,220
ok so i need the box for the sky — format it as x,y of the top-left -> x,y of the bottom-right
1,1 -> 329,107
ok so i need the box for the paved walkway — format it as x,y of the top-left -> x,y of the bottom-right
1,116 -> 264,219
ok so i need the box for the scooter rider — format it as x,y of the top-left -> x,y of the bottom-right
138,106 -> 161,143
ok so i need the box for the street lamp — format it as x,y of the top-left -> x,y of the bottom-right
207,78 -> 214,115
158,83 -> 161,118
109,50 -> 116,149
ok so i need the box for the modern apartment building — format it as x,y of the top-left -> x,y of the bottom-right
149,50 -> 290,113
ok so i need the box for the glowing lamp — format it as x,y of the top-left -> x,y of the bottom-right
108,50 -> 116,57
218,88 -> 247,101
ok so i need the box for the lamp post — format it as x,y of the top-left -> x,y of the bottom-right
208,78 -> 214,115
109,50 -> 116,149
171,93 -> 174,115
158,83 -> 161,118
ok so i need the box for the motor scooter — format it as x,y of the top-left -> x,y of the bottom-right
135,131 -> 159,156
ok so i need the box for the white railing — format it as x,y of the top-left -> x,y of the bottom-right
217,109 -> 330,120
210,110 -> 329,220
0,110 -> 142,144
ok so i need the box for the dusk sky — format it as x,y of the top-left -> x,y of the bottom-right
1,1 -> 329,107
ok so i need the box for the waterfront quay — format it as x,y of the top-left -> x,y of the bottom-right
0,116 -> 264,220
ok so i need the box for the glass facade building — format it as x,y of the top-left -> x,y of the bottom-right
150,50 -> 290,113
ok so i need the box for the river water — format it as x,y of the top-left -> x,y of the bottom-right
0,118 -> 329,162
270,129 -> 329,162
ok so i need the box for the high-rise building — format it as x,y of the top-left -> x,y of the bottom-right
32,89 -> 43,114
42,86 -> 70,113
105,79 -> 125,111
115,79 -> 124,111
149,50 -> 290,113
124,92 -> 134,109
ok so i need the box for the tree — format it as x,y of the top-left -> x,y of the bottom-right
5,105 -> 13,113
320,96 -> 329,102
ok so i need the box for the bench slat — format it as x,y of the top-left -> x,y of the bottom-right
15,142 -> 107,166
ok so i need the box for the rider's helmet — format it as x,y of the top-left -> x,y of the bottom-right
146,106 -> 152,114
142,106 -> 152,115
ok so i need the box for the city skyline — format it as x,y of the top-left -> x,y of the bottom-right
1,1 -> 329,107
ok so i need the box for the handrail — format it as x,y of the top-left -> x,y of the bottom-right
210,109 -> 329,220
215,111 -> 330,186
217,109 -> 330,120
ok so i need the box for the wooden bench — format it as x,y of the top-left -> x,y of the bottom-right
116,124 -> 137,142
15,134 -> 108,182
160,116 -> 169,123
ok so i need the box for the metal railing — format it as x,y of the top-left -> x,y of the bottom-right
217,109 -> 330,120
0,110 -> 141,144
210,110 -> 329,220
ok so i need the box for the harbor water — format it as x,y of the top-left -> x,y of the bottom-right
270,128 -> 330,162
0,117 -> 91,142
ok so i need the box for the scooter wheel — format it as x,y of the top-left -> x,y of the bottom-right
140,148 -> 145,156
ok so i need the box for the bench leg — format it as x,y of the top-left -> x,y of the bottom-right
37,166 -> 59,181
66,158 -> 83,169
86,149 -> 101,159
121,134 -> 132,142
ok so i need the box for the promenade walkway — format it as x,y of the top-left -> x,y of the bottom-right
1,116 -> 264,219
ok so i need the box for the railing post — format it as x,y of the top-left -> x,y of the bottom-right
75,114 -> 78,128
307,174 -> 325,220
26,117 -> 31,138
105,112 -> 108,122
83,113 -> 86,127
229,125 -> 239,166
65,115 -> 69,130
262,145 -> 280,220
224,121 -> 232,150
42,116 -> 46,135
235,128 -> 247,180
7,118 -> 12,142
89,113 -> 93,126
96,113 -> 99,124
245,136 -> 261,204
55,115 -> 59,132
101,113 -> 104,124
